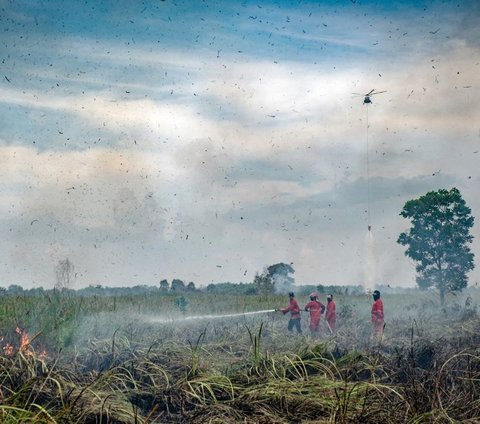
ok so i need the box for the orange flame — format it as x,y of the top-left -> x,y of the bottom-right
3,343 -> 14,356
1,328 -> 46,357
16,327 -> 33,355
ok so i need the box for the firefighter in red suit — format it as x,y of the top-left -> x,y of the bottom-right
281,292 -> 302,334
325,294 -> 336,333
304,292 -> 325,336
371,290 -> 384,335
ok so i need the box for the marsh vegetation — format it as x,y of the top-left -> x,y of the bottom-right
1,289 -> 480,423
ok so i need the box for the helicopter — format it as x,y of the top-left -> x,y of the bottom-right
354,89 -> 387,233
353,89 -> 387,104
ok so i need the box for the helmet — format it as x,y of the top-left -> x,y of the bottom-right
288,292 -> 295,297
309,292 -> 319,299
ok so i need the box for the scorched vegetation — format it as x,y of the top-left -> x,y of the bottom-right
1,289 -> 480,423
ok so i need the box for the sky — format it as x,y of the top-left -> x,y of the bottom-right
1,0 -> 479,289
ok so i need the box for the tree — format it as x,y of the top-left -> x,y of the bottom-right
186,281 -> 196,291
203,282 -> 257,295
253,263 -> 296,295
267,262 -> 294,276
171,278 -> 186,292
253,272 -> 274,295
267,262 -> 295,293
397,188 -> 475,305
159,279 -> 169,292
7,284 -> 23,295
55,258 -> 75,291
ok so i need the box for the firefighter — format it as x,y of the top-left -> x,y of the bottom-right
280,292 -> 302,334
325,294 -> 336,333
304,292 -> 325,337
371,290 -> 384,336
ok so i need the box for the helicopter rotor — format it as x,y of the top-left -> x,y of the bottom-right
352,89 -> 387,97
352,89 -> 387,104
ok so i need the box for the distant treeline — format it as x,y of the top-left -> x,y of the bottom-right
0,281 -> 418,297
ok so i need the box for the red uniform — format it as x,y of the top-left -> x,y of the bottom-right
282,297 -> 302,333
325,300 -> 336,332
304,300 -> 325,335
371,298 -> 384,334
282,298 -> 301,319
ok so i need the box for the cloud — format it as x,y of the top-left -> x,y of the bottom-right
1,0 -> 480,288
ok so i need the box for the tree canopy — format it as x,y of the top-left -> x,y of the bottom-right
266,263 -> 295,277
397,188 -> 475,304
254,262 -> 295,295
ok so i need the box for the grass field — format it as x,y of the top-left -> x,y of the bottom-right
1,288 -> 479,423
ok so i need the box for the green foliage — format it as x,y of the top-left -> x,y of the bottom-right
245,323 -> 264,374
398,188 -> 475,303
205,282 -> 256,295
1,290 -> 480,422
253,272 -> 274,295
267,262 -> 295,292
159,279 -> 169,291
253,262 -> 296,295
266,262 -> 294,277
171,278 -> 186,292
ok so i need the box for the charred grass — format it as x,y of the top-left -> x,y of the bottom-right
1,291 -> 480,423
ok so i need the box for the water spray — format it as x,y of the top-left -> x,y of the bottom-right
353,88 -> 386,232
366,102 -> 371,232
363,100 -> 375,292
354,89 -> 386,291
147,309 -> 276,325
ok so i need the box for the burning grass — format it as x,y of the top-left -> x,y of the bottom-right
0,290 -> 480,422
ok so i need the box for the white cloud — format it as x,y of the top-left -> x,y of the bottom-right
1,1 -> 480,288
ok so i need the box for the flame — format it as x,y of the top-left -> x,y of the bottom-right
1,327 -> 44,357
16,327 -> 30,352
3,343 -> 14,356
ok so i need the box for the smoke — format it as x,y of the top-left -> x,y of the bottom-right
273,273 -> 295,294
363,230 -> 376,292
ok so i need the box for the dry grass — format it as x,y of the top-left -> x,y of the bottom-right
0,290 -> 479,422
